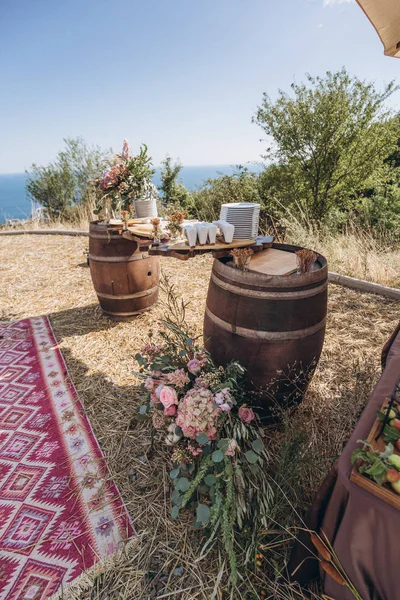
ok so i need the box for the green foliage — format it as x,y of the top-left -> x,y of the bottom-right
159,156 -> 189,207
188,166 -> 261,221
254,68 -> 399,222
352,441 -> 395,486
26,137 -> 112,217
26,158 -> 76,217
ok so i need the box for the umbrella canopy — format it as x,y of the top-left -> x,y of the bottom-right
356,0 -> 400,58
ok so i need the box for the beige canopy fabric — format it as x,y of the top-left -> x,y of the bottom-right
356,0 -> 400,58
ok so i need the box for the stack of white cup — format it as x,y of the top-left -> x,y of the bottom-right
213,220 -> 235,243
182,222 -> 220,247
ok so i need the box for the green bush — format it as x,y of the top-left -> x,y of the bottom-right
188,166 -> 261,222
26,137 -> 112,217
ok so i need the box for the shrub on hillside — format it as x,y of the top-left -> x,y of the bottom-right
26,137 -> 112,217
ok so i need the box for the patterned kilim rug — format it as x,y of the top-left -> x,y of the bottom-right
0,317 -> 133,600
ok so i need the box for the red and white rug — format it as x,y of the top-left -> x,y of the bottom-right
0,317 -> 133,600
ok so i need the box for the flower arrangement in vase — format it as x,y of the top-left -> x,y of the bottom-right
94,139 -> 158,220
167,210 -> 187,239
134,276 -> 273,583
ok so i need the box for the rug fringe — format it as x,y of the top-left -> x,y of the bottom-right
50,536 -> 140,600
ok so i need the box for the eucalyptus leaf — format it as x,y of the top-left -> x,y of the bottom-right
171,506 -> 180,519
172,490 -> 183,506
135,353 -> 145,366
212,450 -> 224,463
177,477 -> 190,492
245,450 -> 259,464
196,433 -> 209,445
196,503 -> 210,525
251,439 -> 265,453
138,404 -> 148,415
170,468 -> 179,480
217,438 -> 230,452
204,474 -> 217,487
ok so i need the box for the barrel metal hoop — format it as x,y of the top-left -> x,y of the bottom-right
211,273 -> 328,300
96,286 -> 158,300
213,259 -> 327,289
90,253 -> 149,263
89,232 -> 121,240
205,307 -> 327,341
102,307 -> 150,316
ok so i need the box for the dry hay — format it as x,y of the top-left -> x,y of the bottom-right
0,235 -> 399,599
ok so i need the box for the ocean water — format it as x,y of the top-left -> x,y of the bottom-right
0,165 -> 262,223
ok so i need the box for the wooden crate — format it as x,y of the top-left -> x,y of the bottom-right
350,399 -> 400,510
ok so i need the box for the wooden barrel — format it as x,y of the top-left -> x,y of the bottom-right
203,243 -> 328,415
89,221 -> 159,320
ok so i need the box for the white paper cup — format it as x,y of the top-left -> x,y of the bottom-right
184,225 -> 197,247
197,224 -> 208,245
207,223 -> 217,244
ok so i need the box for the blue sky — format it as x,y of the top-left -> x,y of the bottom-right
0,0 -> 399,173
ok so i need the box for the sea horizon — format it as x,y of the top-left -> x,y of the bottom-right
0,164 -> 263,223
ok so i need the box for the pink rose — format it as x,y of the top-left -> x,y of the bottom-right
164,404 -> 177,417
159,386 -> 178,409
220,403 -> 231,412
187,358 -> 201,374
144,377 -> 154,391
238,406 -> 255,424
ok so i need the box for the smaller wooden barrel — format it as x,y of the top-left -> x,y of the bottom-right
203,243 -> 328,415
89,221 -> 159,320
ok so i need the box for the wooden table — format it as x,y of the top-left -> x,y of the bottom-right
145,235 -> 275,261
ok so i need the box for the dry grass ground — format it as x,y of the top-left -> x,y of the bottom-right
0,235 -> 399,599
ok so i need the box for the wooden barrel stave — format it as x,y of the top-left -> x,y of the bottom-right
203,243 -> 328,414
89,221 -> 159,319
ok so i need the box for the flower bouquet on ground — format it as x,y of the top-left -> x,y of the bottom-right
94,139 -> 158,219
134,277 -> 273,583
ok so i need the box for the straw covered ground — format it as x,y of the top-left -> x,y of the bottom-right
0,235 -> 399,599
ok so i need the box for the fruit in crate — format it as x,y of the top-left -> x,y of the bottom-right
351,441 -> 400,494
390,419 -> 400,431
386,468 -> 400,483
388,454 -> 400,469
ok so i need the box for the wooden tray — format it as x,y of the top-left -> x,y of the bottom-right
247,248 -> 298,276
350,398 -> 400,510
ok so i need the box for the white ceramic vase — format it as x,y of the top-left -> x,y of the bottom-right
134,197 -> 158,218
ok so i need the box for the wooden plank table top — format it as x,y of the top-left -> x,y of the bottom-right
247,248 -> 298,276
148,236 -> 274,261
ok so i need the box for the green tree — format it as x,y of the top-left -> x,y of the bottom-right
189,166 -> 260,221
159,156 -> 189,207
26,137 -> 112,217
254,68 -> 399,222
26,157 -> 76,217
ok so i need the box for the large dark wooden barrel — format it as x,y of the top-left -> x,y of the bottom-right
89,221 -> 159,320
203,243 -> 328,415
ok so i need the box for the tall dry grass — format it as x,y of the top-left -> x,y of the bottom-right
282,216 -> 400,288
